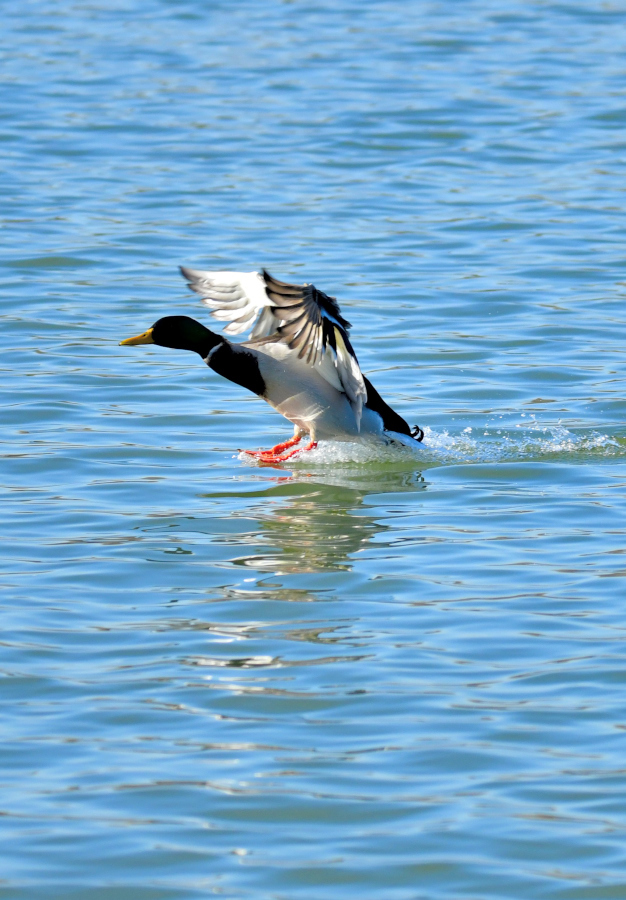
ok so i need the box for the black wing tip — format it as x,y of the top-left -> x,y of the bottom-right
307,284 -> 352,332
411,425 -> 425,443
262,268 -> 296,289
261,270 -> 354,351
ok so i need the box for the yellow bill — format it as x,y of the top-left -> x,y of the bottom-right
120,328 -> 154,346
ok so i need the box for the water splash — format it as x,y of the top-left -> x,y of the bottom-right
238,419 -> 622,469
421,421 -> 621,465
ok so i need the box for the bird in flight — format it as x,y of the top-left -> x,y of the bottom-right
120,268 -> 424,463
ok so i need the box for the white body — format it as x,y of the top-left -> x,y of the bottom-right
246,343 -> 384,442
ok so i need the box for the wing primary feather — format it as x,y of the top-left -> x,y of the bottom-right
295,320 -> 315,358
305,329 -> 320,365
286,319 -> 309,353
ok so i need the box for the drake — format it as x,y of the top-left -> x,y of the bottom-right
120,268 -> 424,463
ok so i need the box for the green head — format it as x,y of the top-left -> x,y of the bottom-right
120,315 -> 220,358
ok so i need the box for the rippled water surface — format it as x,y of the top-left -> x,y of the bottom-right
3,1 -> 626,897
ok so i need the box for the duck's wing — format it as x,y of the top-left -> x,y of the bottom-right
179,268 -> 275,337
180,267 -> 367,425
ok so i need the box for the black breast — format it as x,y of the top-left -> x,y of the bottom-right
206,342 -> 266,397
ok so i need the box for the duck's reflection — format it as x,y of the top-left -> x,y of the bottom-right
144,468 -> 428,686
206,466 -> 428,576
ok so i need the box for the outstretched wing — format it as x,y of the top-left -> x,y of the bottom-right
179,268 -> 275,337
180,266 -> 367,425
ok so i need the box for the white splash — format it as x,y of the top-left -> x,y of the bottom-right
237,418 -> 622,469
419,420 -> 621,465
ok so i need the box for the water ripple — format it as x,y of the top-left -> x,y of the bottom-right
3,1 -> 626,898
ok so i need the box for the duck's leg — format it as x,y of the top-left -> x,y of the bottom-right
243,428 -> 303,459
259,439 -> 318,465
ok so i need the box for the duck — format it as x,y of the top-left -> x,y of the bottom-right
120,267 -> 424,463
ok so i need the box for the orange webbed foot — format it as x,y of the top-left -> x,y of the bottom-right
242,434 -> 302,459
257,440 -> 318,465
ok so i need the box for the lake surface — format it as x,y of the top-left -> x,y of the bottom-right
3,1 -> 626,897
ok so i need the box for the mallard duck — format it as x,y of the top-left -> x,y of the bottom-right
120,268 -> 424,462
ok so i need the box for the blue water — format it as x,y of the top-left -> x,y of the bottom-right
3,1 -> 626,897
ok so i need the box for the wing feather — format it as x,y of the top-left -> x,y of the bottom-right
179,265 -> 367,428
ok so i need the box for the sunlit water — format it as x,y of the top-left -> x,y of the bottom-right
3,1 -> 626,898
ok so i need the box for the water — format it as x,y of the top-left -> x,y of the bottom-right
3,1 -> 626,897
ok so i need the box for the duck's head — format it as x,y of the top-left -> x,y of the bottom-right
120,315 -> 220,357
